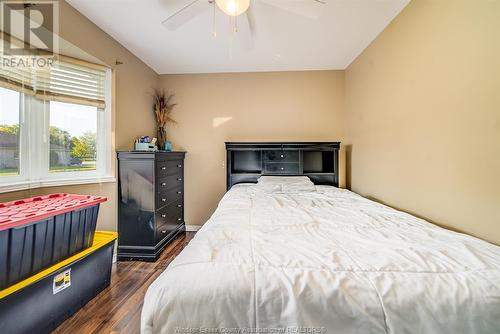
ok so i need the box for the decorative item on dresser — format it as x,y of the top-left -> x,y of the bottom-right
152,90 -> 177,151
117,151 -> 186,261
226,142 -> 340,190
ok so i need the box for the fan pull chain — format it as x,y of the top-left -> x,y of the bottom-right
212,0 -> 217,37
229,16 -> 234,60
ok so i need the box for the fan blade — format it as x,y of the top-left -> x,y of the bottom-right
259,0 -> 325,19
162,0 -> 207,30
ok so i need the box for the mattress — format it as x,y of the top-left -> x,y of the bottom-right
141,184 -> 500,334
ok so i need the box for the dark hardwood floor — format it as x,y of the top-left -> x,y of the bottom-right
52,231 -> 196,334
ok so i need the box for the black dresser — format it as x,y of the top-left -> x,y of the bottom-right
117,151 -> 186,261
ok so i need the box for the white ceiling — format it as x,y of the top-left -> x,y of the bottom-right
67,0 -> 410,74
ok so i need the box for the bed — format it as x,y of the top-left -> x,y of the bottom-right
141,143 -> 500,334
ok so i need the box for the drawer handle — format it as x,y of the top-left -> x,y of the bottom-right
177,217 -> 182,221
177,191 -> 182,195
177,164 -> 182,168
280,154 -> 284,158
161,214 -> 166,218
161,167 -> 166,170
177,178 -> 182,181
161,198 -> 167,202
161,230 -> 167,234
280,167 -> 284,170
177,204 -> 182,208
161,182 -> 167,186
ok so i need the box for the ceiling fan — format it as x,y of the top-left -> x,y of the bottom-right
162,0 -> 326,46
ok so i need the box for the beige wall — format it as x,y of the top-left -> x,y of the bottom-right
345,0 -> 500,244
0,1 -> 159,231
160,71 -> 346,226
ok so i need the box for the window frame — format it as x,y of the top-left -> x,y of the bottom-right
0,69 -> 114,193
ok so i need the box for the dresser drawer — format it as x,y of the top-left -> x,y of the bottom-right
156,173 -> 183,192
156,159 -> 183,178
264,162 -> 300,174
156,186 -> 183,209
263,150 -> 299,162
156,201 -> 184,243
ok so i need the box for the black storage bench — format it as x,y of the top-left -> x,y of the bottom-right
0,193 -> 107,289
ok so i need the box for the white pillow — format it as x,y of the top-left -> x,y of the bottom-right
256,176 -> 316,193
257,176 -> 311,184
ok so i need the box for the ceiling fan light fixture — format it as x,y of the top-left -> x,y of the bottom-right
215,0 -> 250,17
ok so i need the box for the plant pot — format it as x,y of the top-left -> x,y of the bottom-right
157,126 -> 167,149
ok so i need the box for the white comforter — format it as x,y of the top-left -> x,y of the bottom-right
142,185 -> 500,334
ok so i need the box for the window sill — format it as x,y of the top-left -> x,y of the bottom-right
0,176 -> 116,194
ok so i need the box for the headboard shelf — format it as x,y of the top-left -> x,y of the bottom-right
226,142 -> 340,190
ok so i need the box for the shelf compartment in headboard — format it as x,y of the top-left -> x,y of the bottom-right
303,151 -> 335,173
231,151 -> 262,173
226,142 -> 340,190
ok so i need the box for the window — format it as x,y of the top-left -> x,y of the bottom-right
49,101 -> 98,173
0,88 -> 21,177
0,58 -> 113,192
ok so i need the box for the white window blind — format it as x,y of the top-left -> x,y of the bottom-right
0,57 -> 107,108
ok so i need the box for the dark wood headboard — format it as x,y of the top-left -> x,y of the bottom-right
225,142 -> 340,190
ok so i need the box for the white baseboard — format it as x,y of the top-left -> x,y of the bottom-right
185,224 -> 202,232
